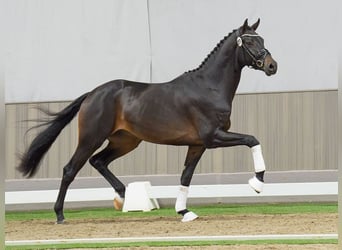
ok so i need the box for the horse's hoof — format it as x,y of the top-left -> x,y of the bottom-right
249,176 -> 264,193
55,214 -> 65,224
56,219 -> 64,224
113,196 -> 124,210
181,211 -> 198,222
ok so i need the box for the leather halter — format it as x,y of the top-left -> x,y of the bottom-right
236,33 -> 270,69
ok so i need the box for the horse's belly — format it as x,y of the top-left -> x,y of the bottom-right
122,120 -> 202,146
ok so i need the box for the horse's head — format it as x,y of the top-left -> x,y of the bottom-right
236,19 -> 277,76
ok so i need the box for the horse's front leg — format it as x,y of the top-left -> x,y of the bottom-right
206,129 -> 266,193
176,145 -> 205,222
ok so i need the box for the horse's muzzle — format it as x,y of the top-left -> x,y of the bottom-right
264,55 -> 277,76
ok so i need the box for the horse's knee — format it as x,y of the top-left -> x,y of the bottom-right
202,136 -> 219,149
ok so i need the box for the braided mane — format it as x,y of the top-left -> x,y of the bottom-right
186,29 -> 237,73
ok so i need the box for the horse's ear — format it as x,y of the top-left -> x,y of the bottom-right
251,18 -> 260,31
241,18 -> 249,33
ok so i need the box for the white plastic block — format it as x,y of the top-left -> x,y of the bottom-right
122,181 -> 160,212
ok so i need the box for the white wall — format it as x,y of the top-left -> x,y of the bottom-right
4,0 -> 151,103
149,0 -> 338,93
4,0 -> 338,103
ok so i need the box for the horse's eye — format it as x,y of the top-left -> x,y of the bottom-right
245,40 -> 253,46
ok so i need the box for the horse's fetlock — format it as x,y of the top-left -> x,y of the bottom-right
255,170 -> 265,182
118,189 -> 126,198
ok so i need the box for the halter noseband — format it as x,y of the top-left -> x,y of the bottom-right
236,33 -> 269,69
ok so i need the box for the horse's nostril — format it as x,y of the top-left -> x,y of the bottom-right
268,62 -> 277,73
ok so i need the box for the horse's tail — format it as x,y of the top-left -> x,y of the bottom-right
17,92 -> 90,177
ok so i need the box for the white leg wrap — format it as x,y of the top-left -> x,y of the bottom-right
175,185 -> 199,222
249,145 -> 265,193
175,185 -> 189,212
251,144 -> 266,173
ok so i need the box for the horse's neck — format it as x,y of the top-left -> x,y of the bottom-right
197,42 -> 243,103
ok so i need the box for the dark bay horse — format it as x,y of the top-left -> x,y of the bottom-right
18,19 -> 277,223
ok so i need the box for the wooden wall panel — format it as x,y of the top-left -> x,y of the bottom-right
5,90 -> 337,180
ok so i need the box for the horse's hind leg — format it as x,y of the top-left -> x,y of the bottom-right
89,131 -> 141,209
54,140 -> 104,224
176,145 -> 205,222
